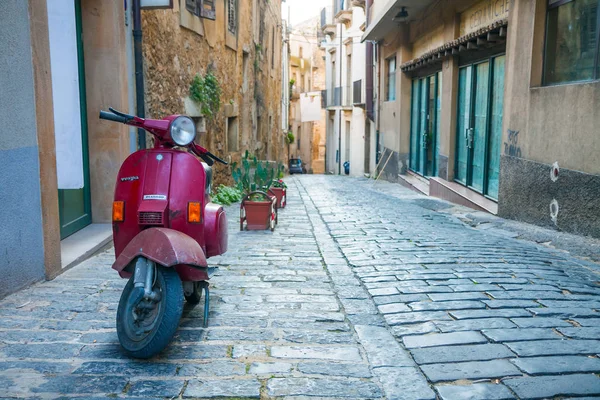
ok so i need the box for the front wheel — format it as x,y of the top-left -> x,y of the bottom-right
116,265 -> 183,359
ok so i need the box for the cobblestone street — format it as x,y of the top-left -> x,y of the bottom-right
1,175 -> 600,399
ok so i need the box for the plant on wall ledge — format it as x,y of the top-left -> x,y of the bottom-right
189,70 -> 222,121
285,131 -> 295,144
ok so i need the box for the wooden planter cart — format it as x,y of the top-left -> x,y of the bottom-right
240,191 -> 278,231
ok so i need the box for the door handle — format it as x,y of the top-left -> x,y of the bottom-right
465,128 -> 474,149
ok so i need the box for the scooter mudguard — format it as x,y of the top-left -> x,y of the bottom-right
112,227 -> 210,281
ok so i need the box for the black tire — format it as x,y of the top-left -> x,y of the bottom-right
184,282 -> 202,304
116,265 -> 183,359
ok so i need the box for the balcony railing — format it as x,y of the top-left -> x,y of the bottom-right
353,79 -> 363,105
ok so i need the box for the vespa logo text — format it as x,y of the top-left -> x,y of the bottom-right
120,176 -> 139,182
143,194 -> 167,200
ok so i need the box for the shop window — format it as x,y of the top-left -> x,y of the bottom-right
544,0 -> 600,84
386,56 -> 396,101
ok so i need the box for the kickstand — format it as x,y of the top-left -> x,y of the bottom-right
200,281 -> 210,328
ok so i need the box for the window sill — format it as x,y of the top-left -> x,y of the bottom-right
532,79 -> 600,90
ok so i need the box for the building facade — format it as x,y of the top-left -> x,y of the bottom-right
322,0 -> 371,177
288,18 -> 327,174
364,0 -> 600,239
0,0 -> 132,298
142,0 -> 285,185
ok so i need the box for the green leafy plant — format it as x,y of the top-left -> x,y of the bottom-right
189,70 -> 222,121
211,185 -> 243,206
285,131 -> 295,144
272,179 -> 287,189
232,150 -> 277,200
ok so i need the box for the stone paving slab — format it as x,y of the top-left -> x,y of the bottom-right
1,175 -> 600,399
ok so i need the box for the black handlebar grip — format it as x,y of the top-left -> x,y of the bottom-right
99,110 -> 127,123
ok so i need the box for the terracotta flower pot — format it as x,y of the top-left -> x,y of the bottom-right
240,191 -> 277,231
269,187 -> 286,209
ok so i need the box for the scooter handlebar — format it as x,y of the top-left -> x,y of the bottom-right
99,110 -> 128,124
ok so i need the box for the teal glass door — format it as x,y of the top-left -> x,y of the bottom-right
454,55 -> 505,199
471,62 -> 490,193
409,72 -> 441,177
58,0 -> 91,239
410,80 -> 420,172
487,56 -> 505,199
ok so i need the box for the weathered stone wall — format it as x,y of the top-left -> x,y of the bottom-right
142,0 -> 284,187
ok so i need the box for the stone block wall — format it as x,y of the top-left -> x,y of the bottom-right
142,1 -> 284,186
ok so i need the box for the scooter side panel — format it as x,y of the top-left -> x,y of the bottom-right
113,150 -> 148,258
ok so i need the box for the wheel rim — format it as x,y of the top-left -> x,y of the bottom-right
122,277 -> 164,342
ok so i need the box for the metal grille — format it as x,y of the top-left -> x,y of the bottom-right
138,212 -> 163,226
228,0 -> 237,34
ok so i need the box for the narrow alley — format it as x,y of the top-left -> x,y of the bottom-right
1,175 -> 599,399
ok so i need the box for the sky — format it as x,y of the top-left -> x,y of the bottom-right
282,0 -> 325,27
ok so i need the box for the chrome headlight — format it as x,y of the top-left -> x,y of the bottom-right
170,116 -> 196,146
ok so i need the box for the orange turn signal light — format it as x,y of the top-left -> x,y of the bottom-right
188,202 -> 201,223
113,201 -> 124,222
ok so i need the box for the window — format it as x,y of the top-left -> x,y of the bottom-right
227,0 -> 237,35
301,73 -> 305,91
271,27 -> 276,70
297,126 -> 301,150
227,117 -> 239,152
242,51 -> 249,92
253,0 -> 260,41
186,0 -> 216,20
544,0 -> 600,84
299,46 -> 304,59
386,56 -> 396,101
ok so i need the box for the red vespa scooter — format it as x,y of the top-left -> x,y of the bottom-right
99,107 -> 228,358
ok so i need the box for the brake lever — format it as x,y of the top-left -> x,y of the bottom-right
190,143 -> 214,166
199,153 -> 215,166
206,151 -> 228,165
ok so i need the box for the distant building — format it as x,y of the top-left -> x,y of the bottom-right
363,0 -> 600,239
321,0 -> 371,177
287,17 -> 326,174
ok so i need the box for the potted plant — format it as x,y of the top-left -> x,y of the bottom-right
232,151 -> 278,231
269,169 -> 287,209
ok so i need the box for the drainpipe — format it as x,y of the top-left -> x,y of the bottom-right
338,18 -> 343,175
133,0 -> 146,149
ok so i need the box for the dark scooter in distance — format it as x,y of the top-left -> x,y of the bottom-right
99,107 -> 228,358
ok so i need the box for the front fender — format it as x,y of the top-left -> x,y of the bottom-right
112,228 -> 208,274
